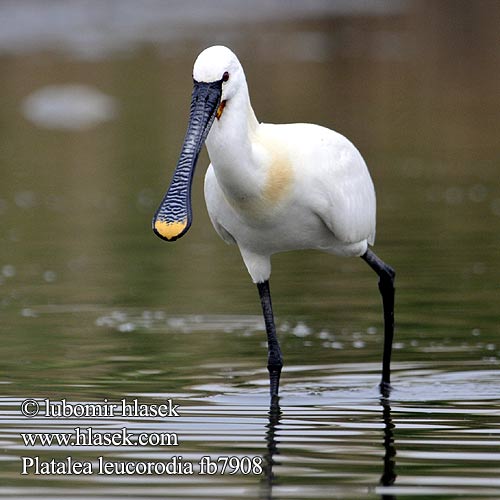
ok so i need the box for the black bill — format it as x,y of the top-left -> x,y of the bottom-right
152,79 -> 223,241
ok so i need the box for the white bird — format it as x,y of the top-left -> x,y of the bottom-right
153,45 -> 395,399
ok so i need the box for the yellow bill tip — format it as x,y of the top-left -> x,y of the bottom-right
154,219 -> 188,241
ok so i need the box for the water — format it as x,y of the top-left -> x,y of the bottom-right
1,1 -> 500,499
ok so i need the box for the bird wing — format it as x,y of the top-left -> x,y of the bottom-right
203,165 -> 237,245
316,139 -> 376,245
275,123 -> 377,246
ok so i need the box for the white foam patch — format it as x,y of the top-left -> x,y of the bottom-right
22,84 -> 118,130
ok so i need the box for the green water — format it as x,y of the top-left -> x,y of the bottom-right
1,2 -> 500,499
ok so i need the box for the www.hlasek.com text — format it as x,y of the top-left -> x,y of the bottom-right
21,426 -> 179,447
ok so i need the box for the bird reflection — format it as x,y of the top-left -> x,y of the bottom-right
260,396 -> 282,500
259,395 -> 397,499
380,397 -> 397,499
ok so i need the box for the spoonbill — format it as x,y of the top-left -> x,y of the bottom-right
153,46 -> 395,398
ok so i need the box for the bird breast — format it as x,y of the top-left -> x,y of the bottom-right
210,128 -> 296,220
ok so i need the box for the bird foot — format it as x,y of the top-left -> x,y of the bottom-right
268,369 -> 281,400
379,380 -> 392,399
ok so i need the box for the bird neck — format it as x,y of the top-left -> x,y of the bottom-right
205,85 -> 261,200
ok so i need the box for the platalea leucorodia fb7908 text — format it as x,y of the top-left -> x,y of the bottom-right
152,45 -> 395,399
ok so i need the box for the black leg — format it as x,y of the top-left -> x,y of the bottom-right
361,248 -> 395,396
257,280 -> 283,399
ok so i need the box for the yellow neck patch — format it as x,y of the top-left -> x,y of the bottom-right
154,219 -> 187,240
216,100 -> 226,120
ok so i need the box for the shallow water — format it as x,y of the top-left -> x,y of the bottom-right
1,1 -> 500,499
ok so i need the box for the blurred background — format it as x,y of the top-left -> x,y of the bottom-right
1,2 -> 500,498
1,0 -> 499,384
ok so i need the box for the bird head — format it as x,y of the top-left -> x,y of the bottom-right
152,45 -> 242,242
193,45 -> 244,110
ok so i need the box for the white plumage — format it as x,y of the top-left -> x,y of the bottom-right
199,46 -> 376,282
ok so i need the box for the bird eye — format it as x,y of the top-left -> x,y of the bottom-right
222,71 -> 229,82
